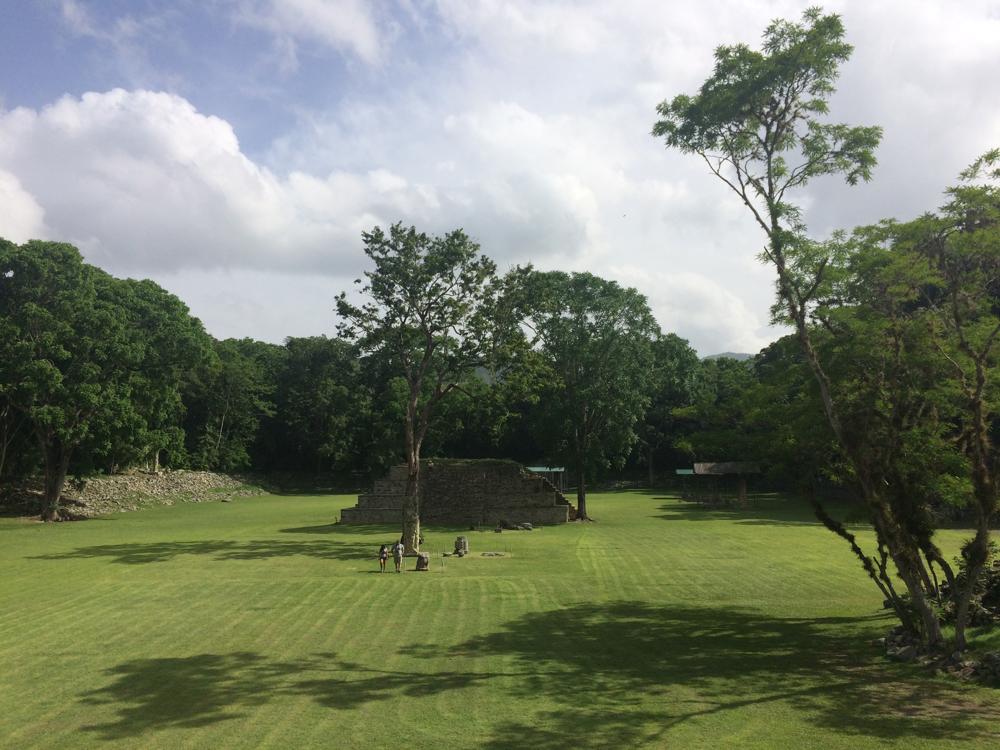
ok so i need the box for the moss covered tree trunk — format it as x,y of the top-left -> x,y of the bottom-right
777,253 -> 944,647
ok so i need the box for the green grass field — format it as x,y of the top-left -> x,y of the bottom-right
2,491 -> 998,749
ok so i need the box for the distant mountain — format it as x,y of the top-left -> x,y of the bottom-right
702,352 -> 753,362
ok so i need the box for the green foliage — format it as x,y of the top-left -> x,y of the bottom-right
0,239 -> 219,508
673,356 -> 755,460
672,344 -> 841,490
940,542 -> 1000,627
81,277 -> 214,473
0,241 -> 148,515
183,339 -> 280,473
639,334 -> 702,477
268,336 -> 372,473
336,223 -> 507,393
523,271 -> 659,512
653,7 -> 881,241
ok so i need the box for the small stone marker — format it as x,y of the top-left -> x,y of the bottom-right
454,536 -> 469,556
415,552 -> 431,571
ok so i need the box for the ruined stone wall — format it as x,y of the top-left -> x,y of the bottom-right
340,459 -> 574,526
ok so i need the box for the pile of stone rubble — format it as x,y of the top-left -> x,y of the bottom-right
1,470 -> 264,518
879,626 -> 1000,685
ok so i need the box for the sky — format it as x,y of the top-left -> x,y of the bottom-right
1,0 -> 998,355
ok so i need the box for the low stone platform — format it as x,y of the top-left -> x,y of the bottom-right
340,459 -> 575,526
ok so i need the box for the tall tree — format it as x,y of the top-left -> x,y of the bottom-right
81,277 -> 214,474
639,334 -> 701,485
921,151 -> 1000,649
0,241 -> 138,520
525,271 -> 659,519
852,151 -> 1000,649
336,223 -> 518,552
652,8 -> 954,645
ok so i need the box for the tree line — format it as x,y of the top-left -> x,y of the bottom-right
0,234 -> 715,529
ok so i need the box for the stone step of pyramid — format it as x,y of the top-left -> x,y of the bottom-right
339,460 -> 574,525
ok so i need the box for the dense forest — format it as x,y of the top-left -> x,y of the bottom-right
0,235 -> 751,498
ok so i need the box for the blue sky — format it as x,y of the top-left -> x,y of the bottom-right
1,1 -> 999,354
1,1 -> 412,155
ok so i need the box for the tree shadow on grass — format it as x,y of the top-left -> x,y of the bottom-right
78,651 -> 517,740
77,604 -> 999,745
308,522 -> 400,536
31,539 -> 379,564
281,523 -> 351,534
409,603 -> 999,748
80,652 -> 278,738
654,496 -> 865,528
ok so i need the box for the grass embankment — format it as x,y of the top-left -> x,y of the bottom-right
1,492 -> 997,749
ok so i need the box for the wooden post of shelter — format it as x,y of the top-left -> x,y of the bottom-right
675,468 -> 694,499
692,462 -> 761,507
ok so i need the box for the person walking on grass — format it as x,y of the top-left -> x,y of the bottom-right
392,538 -> 405,573
378,544 -> 388,573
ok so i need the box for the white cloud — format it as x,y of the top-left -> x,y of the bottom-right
0,89 -> 447,275
613,266 -> 777,355
148,267 -> 345,343
233,0 -> 387,66
0,170 -> 48,244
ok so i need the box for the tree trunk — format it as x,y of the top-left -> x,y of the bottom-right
215,407 -> 227,457
575,467 -> 588,520
648,444 -> 655,488
809,490 -> 914,626
952,357 -> 997,651
774,254 -> 944,647
864,481 -> 943,646
402,391 -> 421,553
40,439 -> 71,522
0,404 -> 23,479
897,554 -> 943,645
402,455 -> 421,554
954,518 -> 991,651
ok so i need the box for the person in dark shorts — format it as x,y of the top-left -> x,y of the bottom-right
378,544 -> 388,573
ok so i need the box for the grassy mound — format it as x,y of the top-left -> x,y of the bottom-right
1,491 -> 998,748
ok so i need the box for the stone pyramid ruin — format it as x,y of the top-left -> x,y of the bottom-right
340,459 -> 575,526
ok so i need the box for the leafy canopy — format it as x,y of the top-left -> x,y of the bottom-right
653,6 -> 881,243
